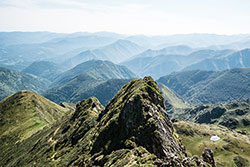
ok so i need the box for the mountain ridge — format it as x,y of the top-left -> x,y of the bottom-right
22,61 -> 62,81
158,68 -> 250,104
184,49 -> 250,71
52,59 -> 137,87
0,77 -> 211,167
0,90 -> 70,164
44,60 -> 137,104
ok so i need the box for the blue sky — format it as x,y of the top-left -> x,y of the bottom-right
0,0 -> 250,35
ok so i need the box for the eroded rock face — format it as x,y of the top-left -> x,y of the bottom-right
202,149 -> 216,167
121,82 -> 183,159
90,77 -> 186,163
99,77 -> 183,158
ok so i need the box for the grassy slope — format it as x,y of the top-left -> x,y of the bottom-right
174,121 -> 250,167
158,83 -> 189,109
0,90 -> 70,145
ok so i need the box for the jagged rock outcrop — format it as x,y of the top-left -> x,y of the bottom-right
0,77 -> 210,167
202,149 -> 215,167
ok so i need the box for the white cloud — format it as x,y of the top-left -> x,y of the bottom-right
0,0 -> 37,8
0,0 -> 250,35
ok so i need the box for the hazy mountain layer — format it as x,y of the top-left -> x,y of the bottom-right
63,39 -> 144,69
184,49 -> 250,71
129,45 -> 195,59
0,33 -> 119,70
126,34 -> 250,48
0,32 -> 66,46
121,49 -> 233,79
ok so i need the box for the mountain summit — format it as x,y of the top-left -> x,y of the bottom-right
0,77 -> 210,166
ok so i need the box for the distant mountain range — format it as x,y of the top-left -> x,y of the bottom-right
0,32 -> 65,46
0,32 -> 120,70
121,49 -> 234,78
158,68 -> 250,104
62,39 -> 144,69
184,48 -> 250,71
121,54 -> 184,79
129,45 -> 195,59
1,32 -> 250,72
126,33 -> 250,48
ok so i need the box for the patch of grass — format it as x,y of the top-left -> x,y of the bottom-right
174,121 -> 250,167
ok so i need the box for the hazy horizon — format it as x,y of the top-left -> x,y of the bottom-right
1,0 -> 250,36
1,30 -> 250,37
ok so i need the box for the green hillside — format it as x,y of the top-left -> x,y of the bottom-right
22,61 -> 62,81
158,83 -> 189,110
45,60 -> 137,104
158,68 -> 250,104
0,67 -> 51,101
44,74 -> 104,103
52,60 -> 137,87
170,99 -> 250,134
0,90 -> 71,164
44,77 -> 131,105
68,78 -> 131,105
